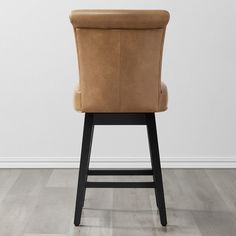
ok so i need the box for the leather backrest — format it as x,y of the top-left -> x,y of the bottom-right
70,10 -> 170,112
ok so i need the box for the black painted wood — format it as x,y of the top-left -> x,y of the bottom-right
74,113 -> 94,226
93,113 -> 146,125
86,181 -> 155,188
88,169 -> 153,176
74,112 -> 167,227
146,113 -> 167,226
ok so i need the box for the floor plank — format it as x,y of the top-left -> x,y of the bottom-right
0,169 -> 52,236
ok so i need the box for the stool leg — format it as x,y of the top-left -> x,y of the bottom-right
74,113 -> 94,226
146,113 -> 167,226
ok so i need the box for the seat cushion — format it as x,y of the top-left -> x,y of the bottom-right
74,84 -> 82,111
159,82 -> 168,112
74,82 -> 168,112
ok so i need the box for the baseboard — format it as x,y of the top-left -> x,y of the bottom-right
0,157 -> 236,168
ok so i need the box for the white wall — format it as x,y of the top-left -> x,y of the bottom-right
0,0 -> 236,166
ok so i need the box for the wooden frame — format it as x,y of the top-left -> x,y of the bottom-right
74,113 -> 167,226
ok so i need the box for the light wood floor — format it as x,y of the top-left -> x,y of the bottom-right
0,169 -> 235,236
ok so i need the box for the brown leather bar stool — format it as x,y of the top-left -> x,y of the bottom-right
70,10 -> 170,227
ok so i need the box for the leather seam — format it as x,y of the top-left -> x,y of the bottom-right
74,27 -> 166,30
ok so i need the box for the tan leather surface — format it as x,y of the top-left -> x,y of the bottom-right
159,82 -> 168,112
74,84 -> 82,111
74,82 -> 168,112
70,10 -> 170,29
70,10 -> 169,112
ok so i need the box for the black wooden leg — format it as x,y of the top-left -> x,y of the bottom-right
146,113 -> 167,226
74,113 -> 94,226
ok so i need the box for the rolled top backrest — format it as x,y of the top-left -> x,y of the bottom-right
70,10 -> 170,29
70,10 -> 170,112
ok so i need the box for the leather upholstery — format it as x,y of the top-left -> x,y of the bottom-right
74,82 -> 167,112
70,10 -> 170,112
70,10 -> 169,29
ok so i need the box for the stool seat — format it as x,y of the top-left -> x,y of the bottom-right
74,82 -> 168,112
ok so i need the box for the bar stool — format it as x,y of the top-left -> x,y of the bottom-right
70,10 -> 170,227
